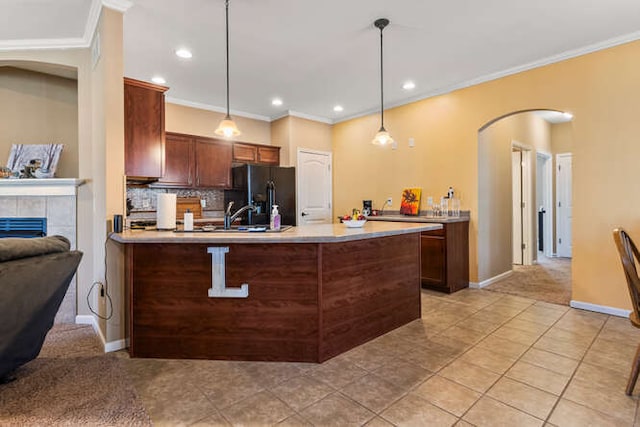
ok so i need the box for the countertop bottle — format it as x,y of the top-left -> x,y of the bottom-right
270,205 -> 281,231
183,208 -> 194,231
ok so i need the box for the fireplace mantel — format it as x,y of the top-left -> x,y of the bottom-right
0,178 -> 85,196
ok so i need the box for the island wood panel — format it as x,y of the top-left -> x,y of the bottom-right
319,234 -> 421,361
127,243 -> 319,361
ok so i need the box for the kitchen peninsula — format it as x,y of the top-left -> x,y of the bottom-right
111,221 -> 440,362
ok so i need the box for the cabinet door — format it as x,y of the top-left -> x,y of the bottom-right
157,133 -> 193,187
421,234 -> 447,290
124,78 -> 166,178
257,146 -> 280,165
195,138 -> 232,188
233,143 -> 257,163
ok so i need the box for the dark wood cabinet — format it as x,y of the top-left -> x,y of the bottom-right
421,221 -> 469,293
233,142 -> 280,165
155,132 -> 232,189
124,78 -> 168,178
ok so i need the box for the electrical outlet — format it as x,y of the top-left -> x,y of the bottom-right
200,199 -> 206,208
386,197 -> 392,206
142,198 -> 150,208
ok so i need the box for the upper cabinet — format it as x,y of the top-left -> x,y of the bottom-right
124,77 -> 168,179
233,142 -> 280,166
155,132 -> 232,189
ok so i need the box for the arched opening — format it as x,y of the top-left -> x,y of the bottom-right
477,109 -> 573,305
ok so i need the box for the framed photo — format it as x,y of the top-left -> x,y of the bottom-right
6,144 -> 64,178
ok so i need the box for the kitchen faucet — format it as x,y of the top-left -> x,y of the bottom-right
224,201 -> 257,230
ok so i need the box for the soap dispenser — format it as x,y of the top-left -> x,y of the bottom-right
183,208 -> 194,231
270,205 -> 281,231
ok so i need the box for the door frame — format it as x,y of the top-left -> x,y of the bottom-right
556,152 -> 572,258
537,150 -> 554,258
296,148 -> 333,225
512,141 -> 533,265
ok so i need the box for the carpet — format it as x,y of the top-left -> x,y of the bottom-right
485,256 -> 571,305
0,324 -> 151,427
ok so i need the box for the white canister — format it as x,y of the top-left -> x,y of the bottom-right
157,193 -> 177,230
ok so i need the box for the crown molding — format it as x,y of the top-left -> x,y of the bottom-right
281,110 -> 333,125
102,0 -> 133,13
335,29 -> 640,125
166,97 -> 272,122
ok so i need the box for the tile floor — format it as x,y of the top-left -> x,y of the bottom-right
122,289 -> 640,426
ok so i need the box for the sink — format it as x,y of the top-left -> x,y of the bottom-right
175,225 -> 292,233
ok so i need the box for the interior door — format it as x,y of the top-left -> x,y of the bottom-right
556,153 -> 573,258
297,149 -> 332,225
512,150 -> 523,265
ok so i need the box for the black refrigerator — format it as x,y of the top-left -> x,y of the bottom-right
224,164 -> 296,226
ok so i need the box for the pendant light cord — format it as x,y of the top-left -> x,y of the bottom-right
225,0 -> 230,119
379,24 -> 384,130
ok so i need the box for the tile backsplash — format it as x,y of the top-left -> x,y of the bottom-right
127,186 -> 225,215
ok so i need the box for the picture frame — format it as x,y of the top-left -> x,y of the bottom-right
6,144 -> 64,178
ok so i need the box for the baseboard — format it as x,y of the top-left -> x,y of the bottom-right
75,314 -> 106,350
570,300 -> 631,318
470,270 -> 513,289
75,315 -> 128,353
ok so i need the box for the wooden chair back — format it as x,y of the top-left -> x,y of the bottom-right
613,228 -> 640,325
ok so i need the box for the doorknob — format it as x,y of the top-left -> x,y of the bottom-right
301,212 -> 308,216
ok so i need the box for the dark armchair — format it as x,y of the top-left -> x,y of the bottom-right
0,236 -> 82,382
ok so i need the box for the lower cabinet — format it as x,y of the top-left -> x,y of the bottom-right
421,221 -> 469,293
156,132 -> 232,189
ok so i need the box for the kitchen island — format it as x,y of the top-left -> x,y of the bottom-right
111,222 -> 440,362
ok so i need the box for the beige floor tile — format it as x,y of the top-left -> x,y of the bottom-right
373,359 -> 432,390
428,334 -> 474,353
380,393 -> 458,427
563,376 -> 637,424
520,348 -> 579,376
221,391 -> 294,426
504,318 -> 552,335
389,319 -> 442,342
340,373 -> 406,413
476,335 -> 530,358
239,361 -> 306,389
515,309 -> 562,326
543,327 -> 597,346
401,341 -> 461,372
531,301 -> 570,314
555,310 -> 607,331
491,325 -> 543,346
506,361 -> 571,395
487,377 -> 558,419
495,294 -> 536,307
600,316 -> 640,342
299,393 -> 376,427
533,335 -> 589,360
276,414 -> 313,426
436,325 -> 490,345
486,302 -> 529,317
339,342 -> 397,372
571,362 -> 629,394
454,421 -> 475,427
583,337 -> 635,376
364,416 -> 395,427
412,375 -> 481,417
270,375 -> 334,411
463,396 -> 543,427
196,370 -> 265,409
439,360 -> 501,393
468,309 -> 514,325
548,399 -> 623,427
465,318 -> 503,334
459,346 -> 518,374
189,410 -> 232,426
307,357 -> 368,389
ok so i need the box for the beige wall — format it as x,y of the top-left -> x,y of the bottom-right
271,116 -> 291,165
270,115 -> 332,167
0,67 -> 78,177
165,102 -> 271,144
477,112 -> 551,281
333,40 -> 640,311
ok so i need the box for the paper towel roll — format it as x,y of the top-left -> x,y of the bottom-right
157,193 -> 177,230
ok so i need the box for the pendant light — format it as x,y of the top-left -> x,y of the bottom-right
215,0 -> 241,138
372,18 -> 393,146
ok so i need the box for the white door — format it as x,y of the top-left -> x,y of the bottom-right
556,153 -> 573,258
512,151 -> 523,265
536,151 -> 553,258
297,149 -> 332,225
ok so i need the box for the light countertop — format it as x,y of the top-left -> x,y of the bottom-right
110,221 -> 442,244
366,213 -> 470,224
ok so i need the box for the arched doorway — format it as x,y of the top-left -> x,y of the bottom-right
476,109 -> 573,305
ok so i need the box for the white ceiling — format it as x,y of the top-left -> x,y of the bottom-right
3,0 -> 640,123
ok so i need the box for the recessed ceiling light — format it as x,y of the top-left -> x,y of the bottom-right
333,105 -> 344,112
175,48 -> 192,59
151,76 -> 166,85
272,98 -> 283,106
402,81 -> 416,90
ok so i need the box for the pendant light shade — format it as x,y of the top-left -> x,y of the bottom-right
372,18 -> 393,146
215,0 -> 241,138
